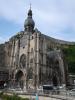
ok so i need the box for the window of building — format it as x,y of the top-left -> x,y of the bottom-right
20,54 -> 26,68
30,35 -> 33,40
28,67 -> 33,79
31,48 -> 33,53
30,58 -> 33,63
32,36 -> 33,39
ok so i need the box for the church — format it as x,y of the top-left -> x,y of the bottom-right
0,7 -> 74,90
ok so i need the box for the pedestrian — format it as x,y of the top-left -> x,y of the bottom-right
35,93 -> 39,100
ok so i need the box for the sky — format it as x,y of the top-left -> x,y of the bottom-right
0,0 -> 75,43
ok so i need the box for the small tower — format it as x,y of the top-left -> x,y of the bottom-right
24,6 -> 35,32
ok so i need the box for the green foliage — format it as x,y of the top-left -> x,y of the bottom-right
62,45 -> 75,74
0,91 -> 4,97
0,92 -> 29,100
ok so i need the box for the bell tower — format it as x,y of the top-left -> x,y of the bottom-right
24,6 -> 35,32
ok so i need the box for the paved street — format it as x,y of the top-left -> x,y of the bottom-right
0,89 -> 75,100
19,94 -> 75,100
19,95 -> 61,100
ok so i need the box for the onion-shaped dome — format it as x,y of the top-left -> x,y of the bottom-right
24,9 -> 35,31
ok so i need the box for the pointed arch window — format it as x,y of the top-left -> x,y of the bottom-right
20,54 -> 26,68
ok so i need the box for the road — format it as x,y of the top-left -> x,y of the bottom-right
19,95 -> 61,100
19,94 -> 75,100
0,89 -> 75,100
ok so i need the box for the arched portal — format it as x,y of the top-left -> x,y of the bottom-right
15,70 -> 24,89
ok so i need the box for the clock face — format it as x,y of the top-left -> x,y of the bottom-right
20,54 -> 26,68
20,35 -> 27,47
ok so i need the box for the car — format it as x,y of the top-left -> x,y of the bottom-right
43,85 -> 54,94
69,89 -> 75,96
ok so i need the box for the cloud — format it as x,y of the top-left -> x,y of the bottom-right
0,0 -> 26,24
0,0 -> 75,41
0,36 -> 8,43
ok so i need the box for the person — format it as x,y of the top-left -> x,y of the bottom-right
35,93 -> 39,100
4,82 -> 7,88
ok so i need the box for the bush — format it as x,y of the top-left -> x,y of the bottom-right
0,93 -> 29,100
62,45 -> 75,74
0,91 -> 4,97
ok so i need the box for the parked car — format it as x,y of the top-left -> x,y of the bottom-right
43,85 -> 54,94
69,89 -> 75,96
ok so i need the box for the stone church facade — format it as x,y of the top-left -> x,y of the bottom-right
0,8 -> 74,90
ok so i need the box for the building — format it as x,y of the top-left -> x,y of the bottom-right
0,7 -> 74,90
0,44 -> 9,87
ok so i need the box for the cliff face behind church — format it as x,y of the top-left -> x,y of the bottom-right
62,45 -> 75,74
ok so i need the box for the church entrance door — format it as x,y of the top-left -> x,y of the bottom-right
15,70 -> 24,89
52,75 -> 58,86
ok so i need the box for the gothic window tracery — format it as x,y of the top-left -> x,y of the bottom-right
28,67 -> 33,79
20,54 -> 26,68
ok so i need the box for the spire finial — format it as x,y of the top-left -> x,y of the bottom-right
28,3 -> 32,17
30,3 -> 31,10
